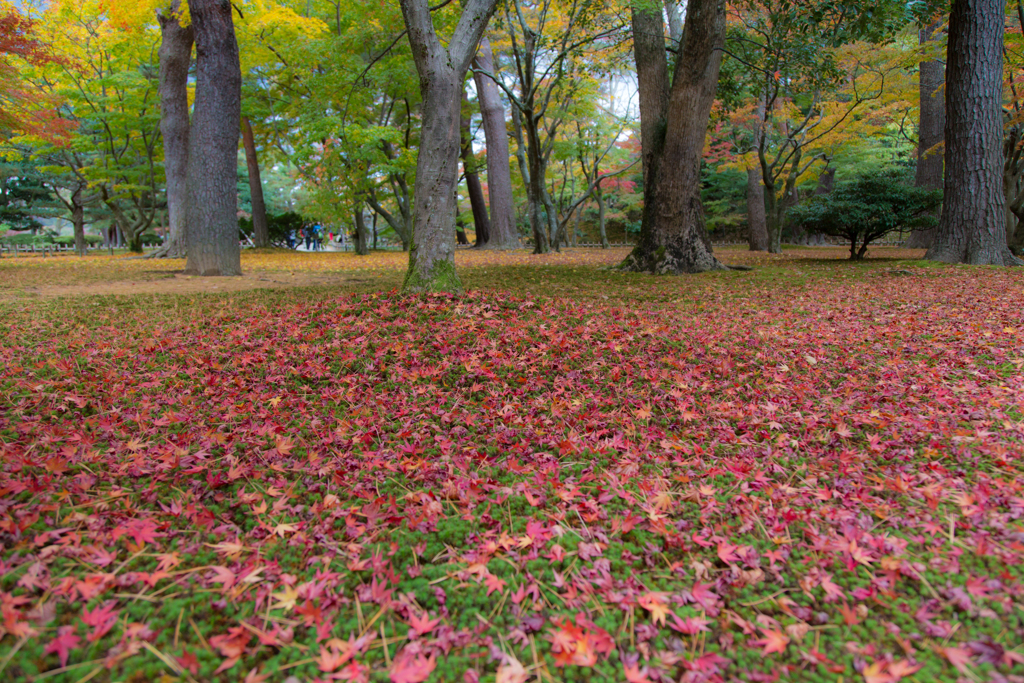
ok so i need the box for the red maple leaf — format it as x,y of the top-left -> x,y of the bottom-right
390,650 -> 435,683
484,572 -> 506,596
407,611 -> 441,637
81,601 -> 118,642
44,625 -> 80,667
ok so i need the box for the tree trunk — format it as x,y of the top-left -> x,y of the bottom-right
665,0 -> 684,51
399,0 -> 498,292
456,218 -> 471,244
129,230 -> 143,254
242,116 -> 270,248
746,166 -> 769,251
460,97 -> 491,245
908,22 -> 945,249
472,37 -> 518,249
596,184 -> 608,248
926,0 -> 1020,265
621,0 -> 727,274
72,187 -> 87,256
353,206 -> 370,255
151,0 -> 192,260
184,0 -> 242,276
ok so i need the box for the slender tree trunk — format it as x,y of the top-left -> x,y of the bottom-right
354,206 -> 370,255
525,112 -> 552,254
746,166 -> 769,251
184,0 -> 242,276
398,0 -> 498,292
72,187 -> 87,256
927,0 -> 1021,265
622,0 -> 727,274
542,184 -> 559,252
665,0 -> 684,51
242,116 -> 270,248
460,97 -> 491,245
908,22 -> 945,249
473,37 -> 518,249
596,185 -> 608,248
456,217 -> 471,244
151,0 -> 192,260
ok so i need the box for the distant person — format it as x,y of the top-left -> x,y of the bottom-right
303,226 -> 312,251
287,230 -> 295,249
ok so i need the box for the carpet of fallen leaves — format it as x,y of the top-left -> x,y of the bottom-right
1,251 -> 1024,683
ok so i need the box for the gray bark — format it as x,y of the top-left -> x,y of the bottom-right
184,0 -> 242,276
353,206 -> 370,255
150,0 -> 192,260
242,116 -> 270,248
908,23 -> 945,249
665,0 -> 684,51
621,0 -> 727,274
399,0 -> 499,292
746,166 -> 769,251
72,186 -> 87,256
460,96 -> 491,245
926,0 -> 1021,265
472,37 -> 519,249
596,184 -> 608,248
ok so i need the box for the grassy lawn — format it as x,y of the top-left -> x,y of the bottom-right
1,247 -> 1022,682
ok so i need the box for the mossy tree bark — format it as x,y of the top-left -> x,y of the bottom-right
926,0 -> 1021,266
621,0 -> 727,274
399,0 -> 498,293
184,0 -> 242,276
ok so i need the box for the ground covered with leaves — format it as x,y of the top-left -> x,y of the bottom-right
1,249 -> 1023,683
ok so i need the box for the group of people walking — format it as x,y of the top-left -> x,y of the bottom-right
287,224 -> 340,251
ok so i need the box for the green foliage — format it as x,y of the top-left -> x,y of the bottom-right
701,165 -> 747,238
239,211 -> 306,247
788,167 -> 941,259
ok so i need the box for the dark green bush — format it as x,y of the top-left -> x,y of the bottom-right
788,167 -> 941,259
239,211 -> 306,247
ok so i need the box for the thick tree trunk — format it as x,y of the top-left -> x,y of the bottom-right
472,38 -> 519,249
746,166 -> 769,251
399,0 -> 498,292
353,206 -> 370,255
621,0 -> 727,274
908,23 -> 945,249
184,0 -> 242,276
402,76 -> 463,291
460,98 -> 491,245
242,116 -> 270,248
151,0 -> 192,260
72,187 -> 87,256
927,0 -> 1020,265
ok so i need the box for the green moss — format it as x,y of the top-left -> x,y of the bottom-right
402,255 -> 462,293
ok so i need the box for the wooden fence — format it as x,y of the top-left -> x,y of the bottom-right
0,242 -> 163,257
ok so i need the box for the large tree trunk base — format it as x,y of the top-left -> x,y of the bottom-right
403,255 -> 463,293
619,239 -> 727,274
144,242 -> 187,259
926,242 -> 1023,266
